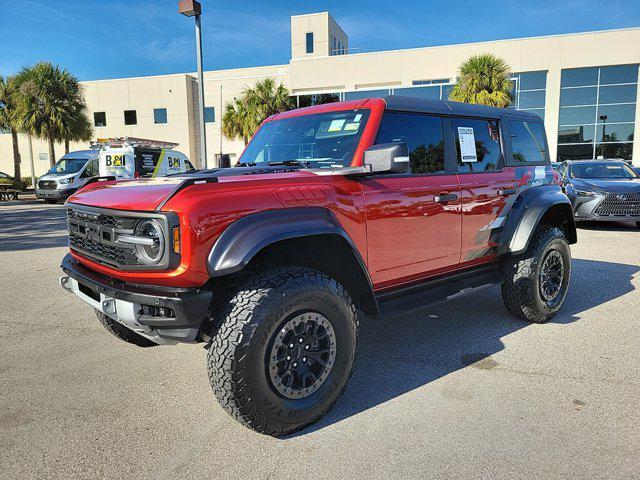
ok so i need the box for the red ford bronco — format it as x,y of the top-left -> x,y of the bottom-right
60,97 -> 576,436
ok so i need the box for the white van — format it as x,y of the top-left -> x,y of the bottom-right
36,150 -> 100,204
95,137 -> 195,179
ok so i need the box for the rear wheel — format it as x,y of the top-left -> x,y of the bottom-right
207,267 -> 358,436
501,226 -> 571,323
95,310 -> 158,347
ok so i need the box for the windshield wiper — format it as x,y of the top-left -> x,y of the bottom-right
267,160 -> 311,168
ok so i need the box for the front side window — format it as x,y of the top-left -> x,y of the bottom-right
374,112 -> 445,174
452,118 -> 502,173
81,159 -> 99,177
239,109 -> 370,168
510,120 -> 547,164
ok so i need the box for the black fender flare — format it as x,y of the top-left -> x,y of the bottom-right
498,185 -> 577,256
207,207 -> 379,314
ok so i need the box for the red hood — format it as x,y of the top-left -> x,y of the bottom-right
67,177 -> 184,211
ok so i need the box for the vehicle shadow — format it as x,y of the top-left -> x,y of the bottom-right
0,204 -> 68,252
289,257 -> 638,437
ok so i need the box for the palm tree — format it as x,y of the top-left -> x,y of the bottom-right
12,62 -> 91,166
222,98 -> 252,145
448,54 -> 514,108
0,76 -> 22,185
60,103 -> 93,154
222,78 -> 294,145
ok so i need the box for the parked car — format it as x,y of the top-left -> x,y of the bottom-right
555,159 -> 640,228
36,150 -> 100,204
0,171 -> 13,181
94,137 -> 194,179
59,96 -> 576,436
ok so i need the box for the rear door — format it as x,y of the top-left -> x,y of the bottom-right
361,111 -> 462,288
452,116 -> 519,264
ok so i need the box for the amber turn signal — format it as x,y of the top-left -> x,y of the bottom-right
172,226 -> 181,254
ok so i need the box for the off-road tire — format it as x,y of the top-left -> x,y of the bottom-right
207,266 -> 358,436
501,226 -> 571,323
95,309 -> 158,347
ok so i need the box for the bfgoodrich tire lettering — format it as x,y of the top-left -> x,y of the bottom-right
501,226 -> 571,323
207,266 -> 358,436
94,309 -> 158,347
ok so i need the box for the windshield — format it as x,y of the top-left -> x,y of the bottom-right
570,162 -> 638,180
48,158 -> 88,175
239,109 -> 371,168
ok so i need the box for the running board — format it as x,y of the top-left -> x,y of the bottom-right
376,264 -> 502,317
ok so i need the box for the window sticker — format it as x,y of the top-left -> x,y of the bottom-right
457,127 -> 477,162
328,119 -> 346,132
343,122 -> 360,131
353,114 -> 363,122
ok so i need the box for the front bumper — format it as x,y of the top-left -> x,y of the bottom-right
36,188 -> 76,200
60,254 -> 212,344
572,194 -> 640,222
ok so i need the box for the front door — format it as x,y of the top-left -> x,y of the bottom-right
362,112 -> 462,289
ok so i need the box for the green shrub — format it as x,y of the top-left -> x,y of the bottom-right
0,176 -> 34,190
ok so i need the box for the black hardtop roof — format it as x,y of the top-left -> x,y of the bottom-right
380,95 -> 541,120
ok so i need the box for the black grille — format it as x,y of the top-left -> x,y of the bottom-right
594,193 -> 640,217
67,208 -> 139,267
39,180 -> 56,189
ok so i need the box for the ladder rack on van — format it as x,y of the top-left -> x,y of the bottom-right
91,137 -> 180,149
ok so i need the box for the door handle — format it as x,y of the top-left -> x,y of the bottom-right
434,193 -> 458,203
498,187 -> 518,196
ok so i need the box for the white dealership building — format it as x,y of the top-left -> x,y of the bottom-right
1,11 -> 639,176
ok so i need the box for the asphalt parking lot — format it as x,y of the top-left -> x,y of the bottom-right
1,200 -> 639,480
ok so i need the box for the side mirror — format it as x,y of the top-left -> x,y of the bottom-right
363,143 -> 410,174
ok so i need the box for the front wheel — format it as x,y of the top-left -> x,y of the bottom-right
501,226 -> 571,323
207,267 -> 358,436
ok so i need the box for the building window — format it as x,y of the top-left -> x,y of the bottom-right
511,71 -> 547,119
305,32 -> 314,54
153,108 -> 167,124
393,80 -> 455,101
558,64 -> 638,161
204,107 -> 215,123
297,93 -> 340,108
344,89 -> 390,101
124,110 -> 137,125
93,112 -> 106,127
412,79 -> 450,85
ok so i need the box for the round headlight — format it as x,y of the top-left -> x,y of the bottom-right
134,219 -> 164,264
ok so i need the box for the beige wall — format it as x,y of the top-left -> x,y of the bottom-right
2,17 -> 640,178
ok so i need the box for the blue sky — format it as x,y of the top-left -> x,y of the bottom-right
1,0 -> 639,81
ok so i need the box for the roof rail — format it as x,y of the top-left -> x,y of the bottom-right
90,137 -> 179,149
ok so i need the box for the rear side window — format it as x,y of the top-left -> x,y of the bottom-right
375,112 -> 445,174
510,120 -> 547,164
452,118 -> 502,173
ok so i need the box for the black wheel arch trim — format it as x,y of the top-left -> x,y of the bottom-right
207,207 -> 379,315
499,185 -> 577,256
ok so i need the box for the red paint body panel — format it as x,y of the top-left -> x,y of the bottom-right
63,99 -> 549,294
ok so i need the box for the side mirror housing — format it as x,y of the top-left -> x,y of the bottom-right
363,143 -> 410,174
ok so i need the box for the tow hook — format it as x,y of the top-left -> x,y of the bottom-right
59,276 -> 72,293
102,298 -> 116,315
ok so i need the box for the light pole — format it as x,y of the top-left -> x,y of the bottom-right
599,114 -> 608,142
179,0 -> 208,169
